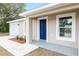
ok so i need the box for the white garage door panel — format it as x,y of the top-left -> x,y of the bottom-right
10,23 -> 19,36
22,21 -> 26,35
19,21 -> 26,35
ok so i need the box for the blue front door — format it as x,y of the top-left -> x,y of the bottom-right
40,19 -> 46,40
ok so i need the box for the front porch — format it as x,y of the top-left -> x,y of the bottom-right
31,40 -> 78,56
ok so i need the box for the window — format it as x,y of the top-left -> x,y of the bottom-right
56,13 -> 76,41
59,16 -> 72,38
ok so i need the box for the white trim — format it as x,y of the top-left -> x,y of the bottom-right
7,18 -> 26,23
19,3 -> 61,16
19,4 -> 74,17
56,12 -> 76,42
37,16 -> 48,42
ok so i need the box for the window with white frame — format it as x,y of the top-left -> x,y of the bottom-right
56,12 -> 76,41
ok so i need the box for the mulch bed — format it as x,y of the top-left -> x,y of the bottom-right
0,46 -> 13,56
9,38 -> 26,44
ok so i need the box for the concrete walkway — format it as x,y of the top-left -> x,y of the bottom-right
0,36 -> 38,56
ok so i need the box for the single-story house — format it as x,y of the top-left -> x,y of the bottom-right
7,3 -> 79,56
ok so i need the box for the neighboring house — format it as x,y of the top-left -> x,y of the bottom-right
7,3 -> 79,56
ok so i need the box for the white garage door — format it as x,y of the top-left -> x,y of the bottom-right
10,22 -> 19,36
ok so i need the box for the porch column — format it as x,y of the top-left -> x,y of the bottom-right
25,17 -> 32,44
77,19 -> 79,56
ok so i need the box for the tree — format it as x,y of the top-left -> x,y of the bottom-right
0,3 -> 26,32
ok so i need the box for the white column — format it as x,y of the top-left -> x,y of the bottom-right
77,19 -> 79,56
78,19 -> 79,56
25,17 -> 32,44
78,28 -> 79,56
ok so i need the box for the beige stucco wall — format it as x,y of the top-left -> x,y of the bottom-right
48,10 -> 79,48
48,12 -> 78,48
32,9 -> 79,48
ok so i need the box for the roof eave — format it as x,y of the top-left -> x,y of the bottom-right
19,3 -> 73,17
7,18 -> 26,23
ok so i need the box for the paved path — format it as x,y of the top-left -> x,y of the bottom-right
0,36 -> 38,56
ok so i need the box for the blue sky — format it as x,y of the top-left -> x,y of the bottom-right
26,3 -> 48,10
